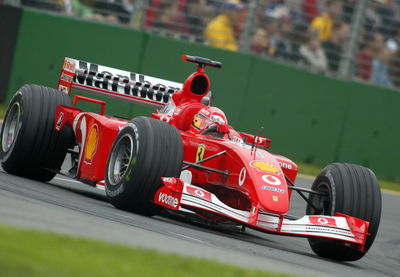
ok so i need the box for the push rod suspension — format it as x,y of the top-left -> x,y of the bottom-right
182,161 -> 229,177
284,175 -> 320,212
287,186 -> 326,196
182,150 -> 227,170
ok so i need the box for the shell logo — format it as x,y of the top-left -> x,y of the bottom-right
251,161 -> 279,174
85,124 -> 99,163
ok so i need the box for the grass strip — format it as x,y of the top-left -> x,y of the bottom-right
0,225 -> 291,277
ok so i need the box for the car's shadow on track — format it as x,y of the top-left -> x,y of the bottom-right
49,180 -> 107,202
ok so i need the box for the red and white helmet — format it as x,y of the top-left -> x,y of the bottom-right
190,106 -> 228,134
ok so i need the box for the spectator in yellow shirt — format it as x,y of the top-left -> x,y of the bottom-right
310,0 -> 342,40
204,0 -> 244,51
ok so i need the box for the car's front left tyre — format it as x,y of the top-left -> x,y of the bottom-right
105,116 -> 183,215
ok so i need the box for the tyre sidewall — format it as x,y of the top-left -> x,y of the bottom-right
1,85 -> 74,181
105,122 -> 140,200
0,92 -> 25,163
307,163 -> 382,261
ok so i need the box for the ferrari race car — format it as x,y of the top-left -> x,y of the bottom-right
0,55 -> 382,261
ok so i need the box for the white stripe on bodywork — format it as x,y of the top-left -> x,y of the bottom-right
77,116 -> 87,171
179,183 -> 361,244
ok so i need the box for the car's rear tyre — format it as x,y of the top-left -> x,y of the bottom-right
0,84 -> 73,182
306,163 -> 382,261
105,116 -> 183,215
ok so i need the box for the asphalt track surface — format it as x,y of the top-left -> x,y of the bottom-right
0,165 -> 399,277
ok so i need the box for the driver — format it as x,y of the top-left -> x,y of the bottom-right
189,106 -> 229,134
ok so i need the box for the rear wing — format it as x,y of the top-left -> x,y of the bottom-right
58,57 -> 182,108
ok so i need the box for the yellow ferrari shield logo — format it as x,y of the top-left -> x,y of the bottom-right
196,144 -> 206,162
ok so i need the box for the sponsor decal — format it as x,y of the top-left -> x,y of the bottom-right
84,124 -> 99,164
231,136 -> 244,144
74,61 -> 180,104
195,190 -> 205,197
272,195 -> 279,202
199,108 -> 211,117
261,174 -> 281,186
196,144 -> 206,162
251,161 -> 279,174
210,114 -> 225,125
58,85 -> 69,93
56,112 -> 64,130
227,141 -> 264,157
63,58 -> 76,73
158,192 -> 179,208
186,186 -> 212,201
160,115 -> 170,123
238,167 -> 246,186
229,137 -> 245,147
278,161 -> 293,170
309,216 -> 337,227
60,72 -> 73,83
255,137 -> 264,144
262,186 -> 284,193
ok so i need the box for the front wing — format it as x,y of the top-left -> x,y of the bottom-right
154,177 -> 369,251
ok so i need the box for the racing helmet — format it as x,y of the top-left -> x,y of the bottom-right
190,106 -> 228,134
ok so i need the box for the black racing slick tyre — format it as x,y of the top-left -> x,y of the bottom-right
306,163 -> 382,261
105,116 -> 184,215
0,84 -> 73,182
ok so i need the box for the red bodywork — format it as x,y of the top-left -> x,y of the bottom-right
54,56 -> 369,251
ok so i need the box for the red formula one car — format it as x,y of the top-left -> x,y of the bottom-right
0,55 -> 381,261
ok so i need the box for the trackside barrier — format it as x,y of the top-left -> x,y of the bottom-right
4,7 -> 400,180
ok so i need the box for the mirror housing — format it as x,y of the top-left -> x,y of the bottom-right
239,132 -> 271,149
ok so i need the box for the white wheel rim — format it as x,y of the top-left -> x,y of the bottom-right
108,133 -> 134,185
2,102 -> 21,153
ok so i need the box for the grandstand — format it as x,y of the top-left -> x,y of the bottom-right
4,0 -> 400,88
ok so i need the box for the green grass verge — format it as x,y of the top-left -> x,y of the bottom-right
295,160 -> 400,192
0,225 -> 291,277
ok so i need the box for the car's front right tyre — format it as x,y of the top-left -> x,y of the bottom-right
306,163 -> 382,261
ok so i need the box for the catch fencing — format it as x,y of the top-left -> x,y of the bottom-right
2,5 -> 400,180
4,0 -> 400,89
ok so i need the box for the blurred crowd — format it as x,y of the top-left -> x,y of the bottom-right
4,0 -> 400,88
245,0 -> 400,87
5,0 -> 137,24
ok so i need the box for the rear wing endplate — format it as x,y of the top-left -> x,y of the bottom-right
58,57 -> 182,108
